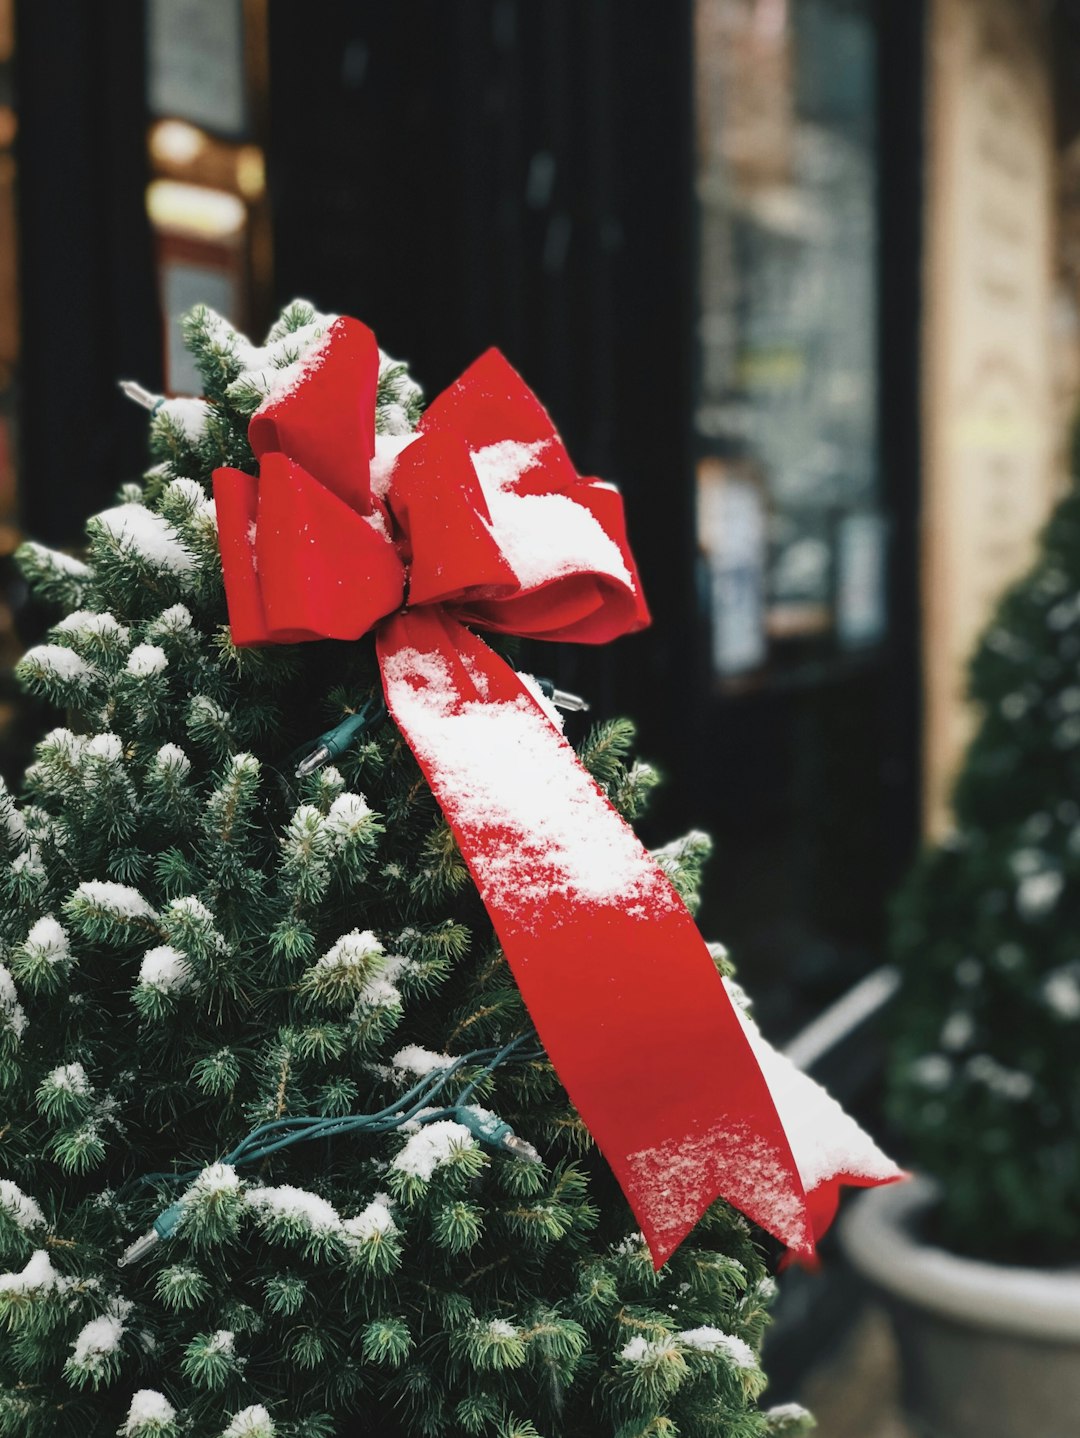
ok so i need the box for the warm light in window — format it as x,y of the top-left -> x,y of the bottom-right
146,180 -> 246,240
236,145 -> 266,200
149,119 -> 207,167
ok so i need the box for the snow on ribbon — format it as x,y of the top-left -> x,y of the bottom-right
211,312 -> 901,1265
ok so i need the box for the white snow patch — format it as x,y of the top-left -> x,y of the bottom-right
678,1326 -> 757,1368
219,309 -> 338,408
245,1185 -> 341,1235
0,1181 -> 45,1230
158,397 -> 210,440
46,1062 -> 90,1095
966,1054 -> 1035,1101
342,1199 -> 396,1243
23,916 -> 70,964
1017,870 -> 1063,919
391,1120 -> 475,1180
207,1329 -> 235,1355
168,896 -> 215,925
326,792 -> 372,836
94,505 -> 194,574
370,431 -> 418,498
190,1163 -> 240,1198
138,945 -> 195,994
222,1405 -> 275,1438
74,881 -> 155,921
70,1299 -> 133,1368
148,603 -> 194,635
127,644 -> 168,677
166,477 -> 217,526
317,929 -> 383,971
53,610 -> 128,642
469,438 -> 632,591
1043,968 -> 1080,1019
85,732 -> 124,763
19,541 -> 90,578
154,743 -> 191,775
909,1054 -> 953,1091
0,963 -> 26,1038
485,1319 -> 519,1339
123,1390 -> 177,1433
621,1335 -> 678,1363
765,1403 -> 814,1425
20,644 -> 98,683
0,1249 -> 68,1294
940,1011 -> 975,1052
393,1045 -> 453,1077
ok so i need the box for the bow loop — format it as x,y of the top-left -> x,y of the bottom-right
248,317 -> 380,515
387,428 -> 517,608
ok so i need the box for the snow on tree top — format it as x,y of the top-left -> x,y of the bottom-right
391,1119 -> 475,1180
200,303 -> 339,412
0,1180 -> 45,1231
122,1390 -> 177,1433
93,504 -> 195,574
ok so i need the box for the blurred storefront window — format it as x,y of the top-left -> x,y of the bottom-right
144,0 -> 272,394
694,0 -> 883,684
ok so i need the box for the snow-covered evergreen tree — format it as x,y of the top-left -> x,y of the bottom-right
890,462 -> 1080,1265
0,304 -> 815,1437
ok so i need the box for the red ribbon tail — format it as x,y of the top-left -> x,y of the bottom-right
376,606 -> 815,1266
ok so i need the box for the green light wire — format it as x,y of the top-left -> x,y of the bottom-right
119,1031 -> 546,1264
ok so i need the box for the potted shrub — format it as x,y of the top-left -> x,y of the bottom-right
842,476 -> 1080,1437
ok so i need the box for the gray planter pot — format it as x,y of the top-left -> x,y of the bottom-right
839,1177 -> 1080,1438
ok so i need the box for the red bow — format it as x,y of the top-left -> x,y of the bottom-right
213,317 -> 865,1266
